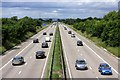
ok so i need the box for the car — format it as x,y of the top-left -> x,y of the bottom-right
45,37 -> 51,42
43,32 -> 47,35
75,59 -> 88,70
68,31 -> 72,34
49,33 -> 53,36
12,56 -> 24,65
42,42 -> 48,48
98,63 -> 112,75
36,51 -> 46,59
71,33 -> 75,37
33,38 -> 39,43
64,27 -> 67,30
77,40 -> 83,46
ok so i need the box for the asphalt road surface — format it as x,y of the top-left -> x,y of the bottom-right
59,23 -> 119,80
1,23 -> 56,79
0,22 -> 119,79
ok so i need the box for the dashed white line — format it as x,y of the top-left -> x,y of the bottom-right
30,57 -> 32,59
25,62 -> 27,66
41,26 -> 56,78
67,25 -> 119,75
18,71 -> 22,75
0,42 -> 32,71
0,27 -> 51,71
89,66 -> 92,70
84,42 -> 119,74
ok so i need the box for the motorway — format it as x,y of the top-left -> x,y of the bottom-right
59,23 -> 119,79
1,23 -> 56,79
0,22 -> 119,79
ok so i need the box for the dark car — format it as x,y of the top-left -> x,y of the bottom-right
12,56 -> 24,66
33,38 -> 39,43
36,51 -> 46,59
43,32 -> 47,35
77,40 -> 83,46
71,33 -> 75,37
98,63 -> 112,75
49,33 -> 53,36
75,59 -> 88,70
64,27 -> 67,30
68,31 -> 72,34
42,42 -> 48,48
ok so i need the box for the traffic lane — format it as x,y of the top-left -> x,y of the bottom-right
15,25 -> 56,78
61,24 -> 118,78
59,25 -> 97,78
2,25 -> 56,78
66,33 -> 118,78
1,24 -> 52,68
64,24 -> 118,74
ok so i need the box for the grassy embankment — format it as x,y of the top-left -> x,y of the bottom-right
67,24 -> 119,58
0,25 -> 48,55
45,25 -> 64,79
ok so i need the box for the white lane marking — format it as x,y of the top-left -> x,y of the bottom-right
78,50 -> 79,52
18,71 -> 22,75
0,26 -> 51,71
60,30 -> 72,79
66,24 -> 119,75
84,43 -> 119,74
25,62 -> 27,66
89,66 -> 92,70
0,42 -> 32,71
96,77 -> 99,80
30,56 -> 32,59
41,26 -> 56,78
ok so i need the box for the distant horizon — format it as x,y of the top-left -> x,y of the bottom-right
1,2 -> 118,19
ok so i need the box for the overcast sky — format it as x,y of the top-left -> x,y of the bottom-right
1,0 -> 119,19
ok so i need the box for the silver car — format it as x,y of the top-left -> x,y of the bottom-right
75,59 -> 88,70
12,56 -> 24,65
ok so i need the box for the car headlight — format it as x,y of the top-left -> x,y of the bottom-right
102,70 -> 105,72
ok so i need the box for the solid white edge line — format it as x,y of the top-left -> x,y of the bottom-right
60,25 -> 72,79
0,25 -> 52,71
84,42 -> 119,75
65,24 -> 119,75
96,77 -> 99,80
0,42 -> 32,71
40,25 -> 55,78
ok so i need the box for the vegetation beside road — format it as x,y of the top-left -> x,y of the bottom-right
61,11 -> 120,57
46,24 -> 66,79
1,16 -> 51,55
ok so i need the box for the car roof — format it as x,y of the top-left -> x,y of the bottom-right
13,56 -> 23,59
76,59 -> 86,62
100,63 -> 109,66
36,51 -> 45,54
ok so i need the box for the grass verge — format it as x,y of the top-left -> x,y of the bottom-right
51,25 -> 62,78
67,24 -> 119,58
0,26 -> 48,55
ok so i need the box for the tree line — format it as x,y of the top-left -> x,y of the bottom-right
61,11 -> 119,47
1,16 -> 51,54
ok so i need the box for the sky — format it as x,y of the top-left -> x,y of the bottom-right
1,0 -> 119,19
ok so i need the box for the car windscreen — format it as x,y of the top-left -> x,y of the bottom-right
77,60 -> 86,64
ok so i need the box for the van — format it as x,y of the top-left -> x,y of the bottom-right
45,37 -> 51,42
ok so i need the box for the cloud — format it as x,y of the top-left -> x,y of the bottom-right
52,10 -> 58,13
1,0 -> 119,2
1,2 -> 118,19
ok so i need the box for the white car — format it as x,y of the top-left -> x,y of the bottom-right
45,37 -> 51,42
